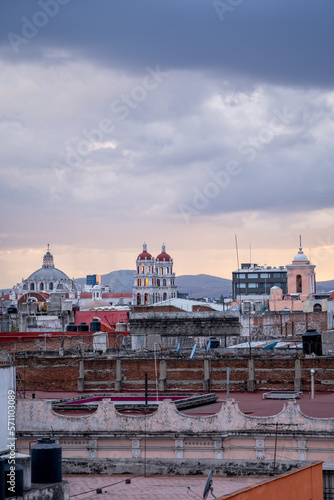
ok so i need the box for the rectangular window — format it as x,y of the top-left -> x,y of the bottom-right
260,273 -> 270,278
237,283 -> 246,288
248,273 -> 258,279
237,274 -> 246,279
248,283 -> 258,288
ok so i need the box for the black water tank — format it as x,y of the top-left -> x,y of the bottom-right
90,319 -> 101,332
77,322 -> 89,332
207,338 -> 220,348
7,306 -> 17,315
0,457 -> 4,500
66,323 -> 77,332
4,462 -> 23,497
31,438 -> 62,484
302,329 -> 322,356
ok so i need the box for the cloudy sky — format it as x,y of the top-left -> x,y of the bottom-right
0,0 -> 334,288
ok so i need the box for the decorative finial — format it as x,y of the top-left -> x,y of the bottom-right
299,235 -> 302,251
143,242 -> 147,252
162,242 -> 166,253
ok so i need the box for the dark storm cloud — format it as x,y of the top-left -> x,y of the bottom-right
1,0 -> 334,87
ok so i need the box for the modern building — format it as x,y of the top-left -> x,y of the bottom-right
86,274 -> 101,287
232,263 -> 287,299
132,243 -> 177,305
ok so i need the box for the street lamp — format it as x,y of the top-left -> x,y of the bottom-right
310,369 -> 315,399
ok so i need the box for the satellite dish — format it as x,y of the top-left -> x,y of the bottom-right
176,343 -> 180,354
203,470 -> 216,499
190,344 -> 197,359
206,340 -> 211,353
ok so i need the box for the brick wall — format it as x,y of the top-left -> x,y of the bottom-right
13,352 -> 334,393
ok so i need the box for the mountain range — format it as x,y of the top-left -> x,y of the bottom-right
74,271 -> 334,299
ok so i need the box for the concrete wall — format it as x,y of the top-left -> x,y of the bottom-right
240,310 -> 328,338
129,311 -> 240,345
0,365 -> 15,452
15,398 -> 334,467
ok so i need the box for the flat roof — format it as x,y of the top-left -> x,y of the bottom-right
20,390 -> 334,418
65,473 -> 266,499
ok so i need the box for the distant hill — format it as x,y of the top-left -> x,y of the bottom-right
317,280 -> 334,292
176,274 -> 232,299
74,271 -> 232,298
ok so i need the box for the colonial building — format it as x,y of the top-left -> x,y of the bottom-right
15,245 -> 76,295
132,243 -> 177,305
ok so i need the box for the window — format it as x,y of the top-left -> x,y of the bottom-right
147,266 -> 150,273
163,279 -> 166,287
30,283 -> 35,291
141,266 -> 144,274
296,274 -> 302,293
248,283 -> 258,288
144,278 -> 148,286
49,282 -> 53,291
273,272 -> 285,278
137,266 -> 139,274
313,303 -> 322,312
274,283 -> 283,288
237,283 -> 246,288
237,274 -> 245,279
163,292 -> 167,301
157,279 -> 160,286
40,283 -> 44,291
166,268 -> 169,274
137,293 -> 141,305
144,293 -> 149,305
160,268 -> 163,275
248,273 -> 258,279
137,278 -> 141,286
260,273 -> 270,278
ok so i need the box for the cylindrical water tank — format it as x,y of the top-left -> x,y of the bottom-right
77,322 -> 89,332
66,323 -> 78,332
0,457 -> 4,500
31,438 -> 62,484
90,318 -> 101,332
4,462 -> 23,497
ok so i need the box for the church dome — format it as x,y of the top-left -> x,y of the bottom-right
81,298 -> 111,310
292,237 -> 309,263
27,267 -> 70,281
156,243 -> 171,261
137,242 -> 152,260
293,251 -> 309,262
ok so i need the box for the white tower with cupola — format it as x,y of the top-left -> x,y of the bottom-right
132,243 -> 178,306
154,243 -> 177,303
132,243 -> 156,306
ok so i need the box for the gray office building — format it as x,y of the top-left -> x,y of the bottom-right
232,263 -> 287,299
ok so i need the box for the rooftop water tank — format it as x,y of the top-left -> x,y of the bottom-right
4,462 -> 23,497
90,318 -> 101,332
66,323 -> 77,332
7,306 -> 17,314
77,322 -> 89,332
31,438 -> 62,484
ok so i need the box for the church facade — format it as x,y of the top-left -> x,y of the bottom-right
132,243 -> 177,306
16,245 -> 76,295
